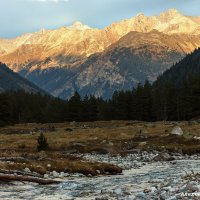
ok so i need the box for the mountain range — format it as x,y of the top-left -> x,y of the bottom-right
1,9 -> 200,98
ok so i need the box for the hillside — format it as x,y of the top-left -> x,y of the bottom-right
157,48 -> 200,85
0,50 -> 200,123
20,30 -> 200,99
0,62 -> 44,94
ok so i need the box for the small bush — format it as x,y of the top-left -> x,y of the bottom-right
37,132 -> 49,152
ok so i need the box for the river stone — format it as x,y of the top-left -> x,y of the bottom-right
52,170 -> 59,178
179,185 -> 187,192
108,141 -> 114,146
44,174 -> 49,179
191,184 -> 200,192
59,172 -> 65,178
64,172 -> 69,177
170,126 -> 183,136
160,192 -> 168,200
194,136 -> 200,140
151,187 -> 157,192
139,142 -> 147,146
96,170 -> 101,174
136,192 -> 146,198
24,167 -> 31,173
47,164 -> 51,168
166,196 -> 177,200
152,152 -> 175,161
164,186 -> 176,192
114,188 -> 123,195
126,195 -> 136,200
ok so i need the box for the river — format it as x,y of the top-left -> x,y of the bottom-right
0,154 -> 200,200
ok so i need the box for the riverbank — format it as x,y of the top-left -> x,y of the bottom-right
0,154 -> 200,199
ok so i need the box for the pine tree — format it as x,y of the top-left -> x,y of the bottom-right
141,81 -> 153,121
68,92 -> 82,121
88,96 -> 98,121
37,132 -> 49,152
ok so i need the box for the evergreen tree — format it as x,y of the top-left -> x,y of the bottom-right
0,95 -> 11,126
140,81 -> 153,121
67,92 -> 82,121
37,132 -> 49,152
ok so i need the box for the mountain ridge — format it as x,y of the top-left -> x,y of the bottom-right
0,62 -> 45,94
1,9 -> 200,72
1,9 -> 200,99
156,48 -> 200,85
21,30 -> 195,99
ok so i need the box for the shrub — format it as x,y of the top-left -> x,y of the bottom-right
37,132 -> 49,152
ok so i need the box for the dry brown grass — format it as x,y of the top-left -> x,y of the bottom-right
0,152 -> 122,176
0,121 -> 200,153
0,121 -> 199,175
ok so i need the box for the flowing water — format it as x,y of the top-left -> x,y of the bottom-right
0,157 -> 200,200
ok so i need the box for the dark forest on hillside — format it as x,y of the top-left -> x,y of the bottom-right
1,48 -> 200,126
0,74 -> 199,126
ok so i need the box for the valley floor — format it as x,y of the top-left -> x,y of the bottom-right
0,121 -> 200,199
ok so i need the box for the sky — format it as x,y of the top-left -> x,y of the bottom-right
0,0 -> 200,38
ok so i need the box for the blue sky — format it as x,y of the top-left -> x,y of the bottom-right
0,0 -> 200,38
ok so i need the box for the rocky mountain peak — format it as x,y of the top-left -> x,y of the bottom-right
1,9 -> 200,74
39,28 -> 47,34
136,12 -> 145,18
69,21 -> 92,30
159,8 -> 182,19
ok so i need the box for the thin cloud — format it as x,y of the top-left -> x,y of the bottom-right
1,0 -> 200,38
32,0 -> 69,3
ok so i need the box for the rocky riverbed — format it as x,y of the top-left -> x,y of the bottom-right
0,152 -> 200,200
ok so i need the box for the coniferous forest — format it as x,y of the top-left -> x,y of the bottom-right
0,74 -> 199,126
1,48 -> 200,126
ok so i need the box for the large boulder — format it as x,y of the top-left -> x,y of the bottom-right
152,152 -> 175,161
170,126 -> 183,136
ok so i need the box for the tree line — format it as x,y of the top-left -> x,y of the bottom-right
0,74 -> 199,126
